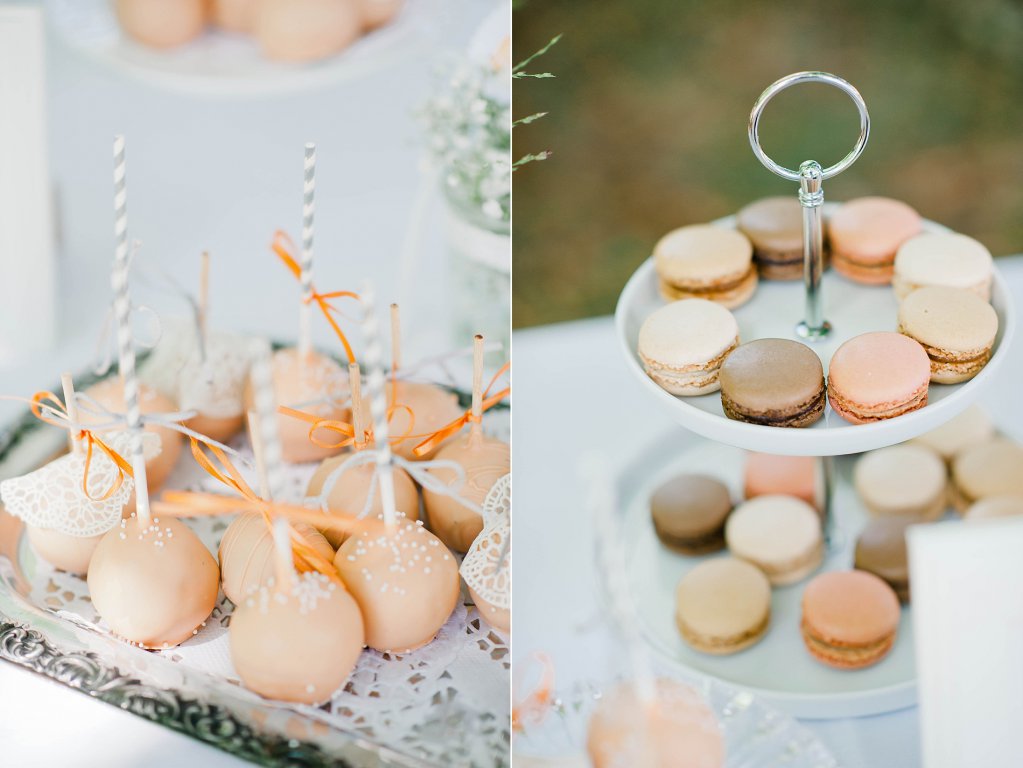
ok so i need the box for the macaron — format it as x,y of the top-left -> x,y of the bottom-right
674,557 -> 771,655
653,224 -> 758,308
725,495 -> 822,585
828,332 -> 930,424
828,197 -> 922,285
736,197 -> 809,280
898,286 -> 998,384
650,474 -> 732,554
893,232 -> 993,301
743,453 -> 819,512
637,299 -> 739,396
910,404 -> 994,461
853,444 -> 947,521
964,495 -> 1023,521
950,438 -> 1023,512
801,570 -> 900,669
719,339 -> 825,428
586,678 -> 725,768
854,517 -> 914,603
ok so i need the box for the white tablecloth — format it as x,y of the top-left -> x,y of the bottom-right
0,1 -> 498,765
512,257 -> 1023,768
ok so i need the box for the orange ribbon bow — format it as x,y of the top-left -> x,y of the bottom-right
29,391 -> 134,502
272,230 -> 359,365
186,437 -> 341,582
411,363 -> 510,458
277,402 -> 415,452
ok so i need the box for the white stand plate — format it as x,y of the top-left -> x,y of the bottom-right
619,432 -> 920,720
614,214 -> 1016,456
46,0 -> 442,96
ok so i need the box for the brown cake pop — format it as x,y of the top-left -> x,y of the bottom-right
230,521 -> 364,705
83,377 -> 183,491
115,0 -> 209,49
306,363 -> 419,547
255,0 -> 362,62
386,305 -> 463,461
422,337 -> 510,553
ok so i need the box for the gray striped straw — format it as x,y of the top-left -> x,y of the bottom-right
299,143 -> 316,357
112,135 -> 151,527
248,339 -> 286,501
358,283 -> 397,528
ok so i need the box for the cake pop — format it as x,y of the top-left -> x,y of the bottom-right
230,520 -> 364,705
180,252 -> 250,443
422,336 -> 510,553
357,0 -> 403,30
87,138 -> 220,650
115,0 -> 209,49
212,0 -> 257,32
306,362 -> 419,547
333,287 -> 459,652
255,0 -> 362,62
461,474 -> 510,632
82,376 -> 181,490
386,305 -> 463,461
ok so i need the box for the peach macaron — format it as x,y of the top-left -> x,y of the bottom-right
744,453 -> 819,512
828,332 -> 931,424
801,570 -> 901,669
829,197 -> 922,285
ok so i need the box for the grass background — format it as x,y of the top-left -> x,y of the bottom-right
512,0 -> 1023,327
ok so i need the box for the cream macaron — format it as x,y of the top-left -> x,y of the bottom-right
951,438 -> 1023,513
854,444 -> 948,520
725,495 -> 823,585
653,225 -> 757,308
898,286 -> 998,384
893,232 -> 993,301
637,299 -> 739,396
910,404 -> 994,462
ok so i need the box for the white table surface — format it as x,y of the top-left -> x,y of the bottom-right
512,257 -> 1023,768
0,1 -> 499,766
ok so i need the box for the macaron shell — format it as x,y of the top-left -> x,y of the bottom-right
719,339 -> 825,428
951,438 -> 1023,511
910,405 -> 993,461
744,453 -> 819,512
659,267 -> 758,309
853,444 -> 947,520
964,494 -> 1023,520
725,495 -> 823,585
829,197 -> 922,263
893,232 -> 993,301
898,286 -> 997,384
828,332 -> 930,423
650,474 -> 732,554
801,570 -> 900,669
654,224 -> 754,285
854,516 -> 914,603
674,557 -> 771,654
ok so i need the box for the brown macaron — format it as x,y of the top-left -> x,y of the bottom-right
854,517 -> 914,603
719,339 -> 825,428
737,196 -> 815,280
650,474 -> 733,554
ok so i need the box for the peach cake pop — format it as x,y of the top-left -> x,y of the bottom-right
387,304 -> 463,461
333,287 -> 459,653
305,362 -> 418,548
461,474 -> 510,632
255,0 -> 363,62
423,336 -> 510,553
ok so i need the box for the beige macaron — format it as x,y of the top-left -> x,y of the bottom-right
893,232 -> 993,301
854,444 -> 948,520
910,405 -> 994,462
725,495 -> 823,585
637,299 -> 739,396
654,225 -> 757,309
898,286 -> 998,384
674,557 -> 771,654
964,495 -> 1023,521
951,438 -> 1023,513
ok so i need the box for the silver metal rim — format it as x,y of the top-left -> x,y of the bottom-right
748,71 -> 870,182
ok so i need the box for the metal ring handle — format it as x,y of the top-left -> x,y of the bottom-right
748,71 -> 870,182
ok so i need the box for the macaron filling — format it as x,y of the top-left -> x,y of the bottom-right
828,383 -> 927,423
677,610 -> 769,653
721,386 -> 825,427
652,521 -> 726,554
640,337 -> 739,394
801,621 -> 895,667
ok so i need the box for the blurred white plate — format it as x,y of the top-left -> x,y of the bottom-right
614,208 -> 1015,456
46,0 -> 444,96
618,431 -> 920,719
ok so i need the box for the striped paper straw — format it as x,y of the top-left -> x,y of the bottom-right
298,142 -> 316,357
248,339 -> 286,501
358,283 -> 397,529
112,135 -> 151,527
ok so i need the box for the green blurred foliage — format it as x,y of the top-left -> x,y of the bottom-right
512,0 -> 1023,327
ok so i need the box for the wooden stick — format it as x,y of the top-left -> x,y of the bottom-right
349,363 -> 364,449
471,334 -> 484,437
61,372 -> 81,455
198,250 -> 210,347
246,410 -> 271,501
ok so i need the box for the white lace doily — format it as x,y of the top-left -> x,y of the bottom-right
0,431 -> 158,537
460,473 -> 510,609
178,332 -> 252,418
